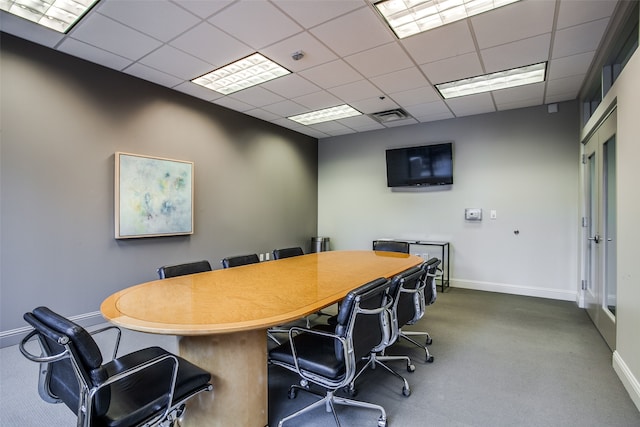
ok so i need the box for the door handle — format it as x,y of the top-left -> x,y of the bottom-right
588,235 -> 601,243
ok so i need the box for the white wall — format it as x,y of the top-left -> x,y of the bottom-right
318,102 -> 579,301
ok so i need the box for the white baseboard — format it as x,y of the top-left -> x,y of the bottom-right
613,350 -> 640,412
451,279 -> 577,301
0,311 -> 104,348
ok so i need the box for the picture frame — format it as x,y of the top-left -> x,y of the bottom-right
115,152 -> 194,239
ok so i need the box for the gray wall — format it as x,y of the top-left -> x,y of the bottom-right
318,101 -> 580,301
0,35 -> 318,338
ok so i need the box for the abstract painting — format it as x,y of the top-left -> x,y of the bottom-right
115,152 -> 193,239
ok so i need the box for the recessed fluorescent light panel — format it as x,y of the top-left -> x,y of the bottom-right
191,53 -> 291,95
435,62 -> 547,99
1,0 -> 99,33
374,0 -> 521,39
288,105 -> 362,126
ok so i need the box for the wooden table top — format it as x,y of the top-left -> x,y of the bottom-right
101,250 -> 422,335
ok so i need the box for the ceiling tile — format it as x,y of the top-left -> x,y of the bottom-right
293,90 -> 342,110
336,114 -> 385,132
545,75 -> 584,97
272,0 -> 365,28
208,0 -> 302,50
405,100 -> 452,119
345,42 -> 414,78
310,7 -> 394,57
260,31 -> 338,73
556,0 -> 618,30
261,99 -> 309,117
174,0 -> 234,19
228,86 -> 286,108
471,0 -> 555,49
552,18 -> 610,59
445,93 -> 496,117
69,13 -> 162,61
138,45 -> 212,80
420,52 -> 483,84
261,74 -> 321,99
172,81 -> 222,101
492,82 -> 545,109
370,67 -> 430,94
350,96 -> 399,114
389,86 -> 441,106
97,0 -> 200,42
383,117 -> 419,128
480,33 -> 551,73
170,22 -> 252,66
57,38 -> 132,71
401,20 -> 476,65
124,63 -> 184,88
213,96 -> 255,112
548,51 -> 596,80
299,60 -> 363,88
328,79 -> 381,103
244,108 -> 281,122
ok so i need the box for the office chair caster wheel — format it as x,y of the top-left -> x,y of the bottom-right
426,354 -> 434,363
426,337 -> 433,345
407,363 -> 416,372
378,416 -> 387,427
402,386 -> 411,397
287,388 -> 298,399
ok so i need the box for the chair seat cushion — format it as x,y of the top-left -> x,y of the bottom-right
98,347 -> 211,427
269,330 -> 345,381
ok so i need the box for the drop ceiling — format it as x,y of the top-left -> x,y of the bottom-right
0,0 -> 619,139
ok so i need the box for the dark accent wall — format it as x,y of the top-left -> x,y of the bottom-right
0,34 -> 318,335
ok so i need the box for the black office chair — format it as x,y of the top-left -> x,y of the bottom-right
348,265 -> 426,397
157,260 -> 212,279
373,240 -> 410,254
272,246 -> 304,259
398,257 -> 441,362
269,277 -> 392,427
221,253 -> 260,269
19,306 -> 212,427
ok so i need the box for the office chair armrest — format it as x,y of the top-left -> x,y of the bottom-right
89,353 -> 180,424
89,325 -> 122,361
19,329 -> 71,363
287,326 -> 350,386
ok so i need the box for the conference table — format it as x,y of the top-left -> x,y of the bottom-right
101,250 -> 422,427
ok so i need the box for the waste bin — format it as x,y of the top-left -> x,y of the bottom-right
310,237 -> 330,253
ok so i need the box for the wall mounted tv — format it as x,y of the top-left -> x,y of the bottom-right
385,142 -> 453,187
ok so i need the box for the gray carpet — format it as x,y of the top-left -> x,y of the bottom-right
2,288 -> 639,426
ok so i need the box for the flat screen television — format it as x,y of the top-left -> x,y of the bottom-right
386,142 -> 453,187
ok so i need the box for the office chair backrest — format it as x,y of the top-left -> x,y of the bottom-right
334,277 -> 391,362
423,257 -> 441,306
23,306 -> 110,417
391,266 -> 427,328
157,260 -> 212,279
373,240 -> 410,254
221,253 -> 260,269
272,247 -> 304,260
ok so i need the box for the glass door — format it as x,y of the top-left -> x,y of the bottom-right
583,109 -> 617,350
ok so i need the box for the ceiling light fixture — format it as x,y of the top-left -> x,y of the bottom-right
288,104 -> 362,125
1,0 -> 99,33
374,0 -> 521,39
435,62 -> 547,99
191,53 -> 290,95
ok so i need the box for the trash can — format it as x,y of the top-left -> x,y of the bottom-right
310,237 -> 330,253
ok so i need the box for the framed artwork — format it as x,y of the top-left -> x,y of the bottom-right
115,152 -> 194,239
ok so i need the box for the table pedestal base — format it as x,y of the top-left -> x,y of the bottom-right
178,330 -> 268,427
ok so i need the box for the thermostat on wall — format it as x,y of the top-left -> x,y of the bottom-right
465,208 -> 482,221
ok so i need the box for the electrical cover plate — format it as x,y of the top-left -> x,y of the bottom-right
465,208 -> 482,221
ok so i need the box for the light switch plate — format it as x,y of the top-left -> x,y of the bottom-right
465,208 -> 482,221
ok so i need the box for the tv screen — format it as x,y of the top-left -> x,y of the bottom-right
386,142 -> 453,187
